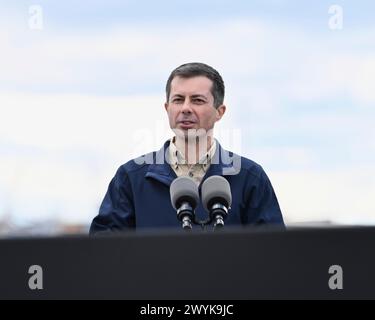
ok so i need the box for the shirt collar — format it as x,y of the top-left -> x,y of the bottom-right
145,139 -> 240,187
169,137 -> 217,170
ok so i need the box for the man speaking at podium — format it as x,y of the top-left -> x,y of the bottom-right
90,62 -> 284,234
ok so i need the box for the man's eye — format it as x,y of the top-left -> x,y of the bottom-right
193,99 -> 205,104
173,99 -> 183,103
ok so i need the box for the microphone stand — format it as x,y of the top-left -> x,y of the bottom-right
191,204 -> 229,231
176,203 -> 229,231
210,203 -> 229,231
176,202 -> 194,231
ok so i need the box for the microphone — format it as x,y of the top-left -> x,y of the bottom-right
201,176 -> 232,229
170,176 -> 199,230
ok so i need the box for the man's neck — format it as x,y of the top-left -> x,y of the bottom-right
174,135 -> 214,164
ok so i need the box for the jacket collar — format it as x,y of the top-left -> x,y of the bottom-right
145,140 -> 240,187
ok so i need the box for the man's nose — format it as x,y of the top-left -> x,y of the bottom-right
181,100 -> 193,114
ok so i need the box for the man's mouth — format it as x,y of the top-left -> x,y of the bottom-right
177,120 -> 197,129
180,121 -> 195,124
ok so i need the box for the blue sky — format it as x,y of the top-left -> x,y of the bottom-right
3,1 -> 375,26
0,1 -> 374,227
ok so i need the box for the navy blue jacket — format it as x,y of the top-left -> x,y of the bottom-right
90,140 -> 284,234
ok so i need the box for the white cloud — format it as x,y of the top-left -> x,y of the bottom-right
248,146 -> 318,169
270,168 -> 375,225
283,52 -> 375,105
1,10 -> 375,102
0,93 -> 166,153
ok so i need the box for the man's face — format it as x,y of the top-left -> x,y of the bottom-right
164,76 -> 225,136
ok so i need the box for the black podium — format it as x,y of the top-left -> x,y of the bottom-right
0,226 -> 374,299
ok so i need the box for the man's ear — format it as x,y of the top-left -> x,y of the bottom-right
164,102 -> 169,112
215,105 -> 226,121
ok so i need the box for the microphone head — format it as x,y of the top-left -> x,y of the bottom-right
170,176 -> 199,210
201,175 -> 232,212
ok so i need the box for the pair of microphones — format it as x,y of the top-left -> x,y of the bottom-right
170,175 -> 232,230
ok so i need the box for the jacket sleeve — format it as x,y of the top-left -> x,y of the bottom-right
89,166 -> 135,235
245,168 -> 285,227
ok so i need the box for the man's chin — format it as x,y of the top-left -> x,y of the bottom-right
173,127 -> 196,134
172,127 -> 211,140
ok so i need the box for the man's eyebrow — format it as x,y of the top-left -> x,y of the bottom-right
171,94 -> 208,100
191,94 -> 208,100
171,94 -> 185,98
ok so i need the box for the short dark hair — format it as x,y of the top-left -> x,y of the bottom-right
165,62 -> 225,108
